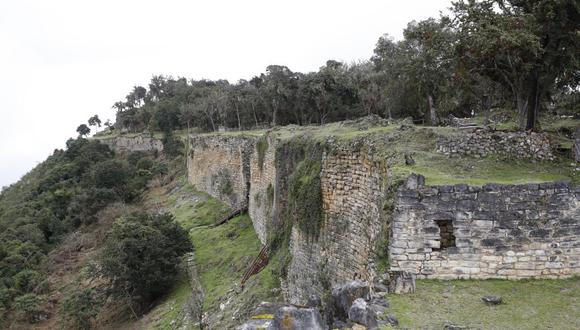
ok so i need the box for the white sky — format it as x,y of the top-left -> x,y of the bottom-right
0,0 -> 451,188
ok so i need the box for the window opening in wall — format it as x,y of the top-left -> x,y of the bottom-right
434,220 -> 456,251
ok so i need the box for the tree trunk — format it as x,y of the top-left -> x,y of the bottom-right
525,73 -> 540,131
515,90 -> 528,131
427,94 -> 438,126
482,94 -> 491,126
251,103 -> 259,127
234,102 -> 242,131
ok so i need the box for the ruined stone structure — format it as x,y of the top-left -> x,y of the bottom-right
390,176 -> 580,279
248,135 -> 277,244
185,132 -> 579,305
436,129 -> 553,160
97,134 -> 164,154
187,135 -> 254,208
286,149 -> 388,304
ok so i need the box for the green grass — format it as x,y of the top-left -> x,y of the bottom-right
386,278 -> 580,329
143,276 -> 193,330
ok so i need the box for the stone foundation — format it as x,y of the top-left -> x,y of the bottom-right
97,134 -> 163,154
436,130 -> 554,160
390,176 -> 580,279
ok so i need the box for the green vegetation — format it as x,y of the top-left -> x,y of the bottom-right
288,157 -> 323,238
386,278 -> 580,329
96,212 -> 192,309
256,136 -> 269,170
59,288 -> 101,330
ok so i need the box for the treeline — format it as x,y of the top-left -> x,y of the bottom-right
113,0 -> 579,134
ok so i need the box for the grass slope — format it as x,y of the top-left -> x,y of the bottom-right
386,278 -> 580,329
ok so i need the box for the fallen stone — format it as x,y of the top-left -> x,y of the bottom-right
348,298 -> 378,330
269,306 -> 324,330
332,281 -> 370,320
444,322 -> 468,330
378,315 -> 399,327
389,271 -> 416,294
481,295 -> 503,305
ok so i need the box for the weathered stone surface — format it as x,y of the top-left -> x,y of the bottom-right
436,130 -> 554,160
389,271 -> 416,294
269,306 -> 324,330
97,134 -> 163,154
348,298 -> 378,329
236,319 -> 273,330
187,135 -> 255,208
481,295 -> 503,305
332,281 -> 371,320
390,175 -> 580,279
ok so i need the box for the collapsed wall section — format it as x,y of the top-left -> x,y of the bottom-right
187,135 -> 254,208
390,178 -> 580,279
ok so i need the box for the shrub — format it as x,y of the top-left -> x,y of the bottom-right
96,212 -> 192,308
60,288 -> 100,330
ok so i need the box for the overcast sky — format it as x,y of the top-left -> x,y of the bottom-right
0,0 -> 451,188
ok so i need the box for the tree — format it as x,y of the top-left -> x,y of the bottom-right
452,0 -> 580,130
76,124 -> 91,137
88,115 -> 101,131
96,213 -> 192,309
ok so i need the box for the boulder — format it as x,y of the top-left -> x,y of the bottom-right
331,281 -> 370,320
348,298 -> 378,329
481,295 -> 502,306
269,306 -> 324,330
237,319 -> 273,330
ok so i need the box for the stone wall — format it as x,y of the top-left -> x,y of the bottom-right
390,176 -> 580,279
436,130 -> 553,160
97,134 -> 164,154
248,135 -> 277,244
187,135 -> 255,208
286,147 -> 388,304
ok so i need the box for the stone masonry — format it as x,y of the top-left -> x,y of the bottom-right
436,129 -> 554,160
248,135 -> 277,244
390,175 -> 580,279
287,148 -> 388,304
98,134 -> 164,154
187,135 -> 255,208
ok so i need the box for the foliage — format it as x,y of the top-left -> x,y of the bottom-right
96,212 -> 192,307
256,136 -> 269,170
76,124 -> 91,137
59,288 -> 101,330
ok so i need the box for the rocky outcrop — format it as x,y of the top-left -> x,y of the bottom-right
97,134 -> 163,154
390,176 -> 580,279
436,129 -> 554,160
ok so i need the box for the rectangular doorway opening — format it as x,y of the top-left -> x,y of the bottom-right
434,220 -> 456,251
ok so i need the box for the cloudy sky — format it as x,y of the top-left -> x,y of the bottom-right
0,0 -> 451,188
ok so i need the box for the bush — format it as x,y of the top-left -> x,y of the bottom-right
96,212 -> 192,308
60,288 -> 100,329
12,293 -> 46,323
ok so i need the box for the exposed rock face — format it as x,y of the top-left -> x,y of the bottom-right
97,134 -> 163,154
436,130 -> 554,160
269,306 -> 325,330
187,135 -> 255,208
390,176 -> 580,279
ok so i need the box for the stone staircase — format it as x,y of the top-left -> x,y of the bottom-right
213,203 -> 248,227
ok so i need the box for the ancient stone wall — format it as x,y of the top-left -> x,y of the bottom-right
248,135 -> 277,244
97,134 -> 164,154
575,127 -> 580,162
187,135 -> 255,208
436,130 -> 553,160
390,176 -> 580,279
286,147 -> 388,304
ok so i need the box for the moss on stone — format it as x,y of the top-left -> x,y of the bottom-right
256,136 -> 269,171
